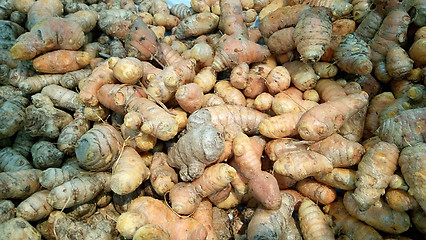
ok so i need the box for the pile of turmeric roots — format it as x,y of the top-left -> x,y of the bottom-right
0,0 -> 425,239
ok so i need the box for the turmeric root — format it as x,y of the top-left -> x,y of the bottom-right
298,198 -> 334,240
208,184 -> 238,209
352,141 -> 399,211
291,0 -> 353,18
271,87 -> 318,115
57,109 -> 91,155
124,96 -> 179,141
0,0 -> 16,20
203,93 -> 225,107
385,189 -> 419,212
214,80 -> 247,106
243,71 -> 268,99
0,169 -> 41,199
259,111 -> 303,138
411,207 -> 426,234
98,9 -> 133,40
282,61 -> 319,91
409,31 -> 426,67
16,190 -> 53,221
64,10 -> 98,33
149,152 -> 178,196
273,150 -> 333,187
97,84 -> 146,115
233,133 -> 282,209
312,62 -> 338,79
170,3 -> 194,20
363,92 -> 396,139
120,125 -> 157,152
65,200 -> 97,221
0,147 -> 33,172
0,200 -> 15,223
265,66 -> 291,94
183,41 -> 215,69
192,199 -> 219,240
31,141 -> 63,170
386,46 -> 413,79
308,133 -> 364,167
111,146 -> 150,195
294,7 -> 332,62
24,94 -> 73,138
247,191 -> 301,240
111,57 -> 160,85
265,138 -> 311,162
79,60 -> 117,107
324,199 -> 383,240
32,50 -> 91,74
169,163 -> 236,215
388,173 -> 409,191
369,9 -> 410,79
75,123 -> 124,172
41,84 -> 84,112
211,0 -> 270,72
194,67 -> 217,93
47,172 -> 111,209
167,115 -> 225,181
338,86 -> 369,145
81,105 -> 110,123
116,211 -> 148,239
297,91 -> 369,141
212,207 -> 233,239
175,83 -> 204,113
320,18 -> 356,62
0,95 -> 28,139
113,188 -> 145,214
0,217 -> 42,240
354,9 -> 383,43
191,0 -> 220,13
10,17 -> 85,60
125,15 -> 160,61
173,12 -> 219,39
143,0 -> 180,29
343,191 -> 410,234
24,0 -> 63,30
109,38 -> 127,58
398,142 -> 426,212
188,105 -> 269,141
117,196 -> 207,240
259,5 -> 309,38
315,79 -> 346,102
296,178 -> 337,205
146,58 -> 196,103
335,33 -> 372,75
314,168 -> 356,190
230,62 -> 250,90
377,107 -> 426,149
38,211 -> 111,240
133,224 -> 170,240
18,74 -> 62,94
254,92 -> 274,111
39,158 -> 83,190
267,27 -> 296,56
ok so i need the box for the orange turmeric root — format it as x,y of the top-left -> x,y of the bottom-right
233,133 -> 281,210
32,50 -> 91,74
10,17 -> 85,60
117,196 -> 207,240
